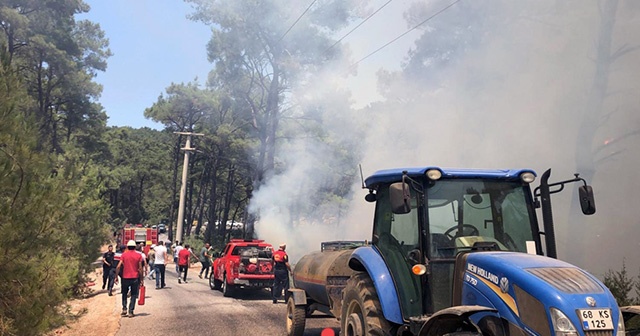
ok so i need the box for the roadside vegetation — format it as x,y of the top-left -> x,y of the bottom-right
0,1 -> 359,333
603,260 -> 640,306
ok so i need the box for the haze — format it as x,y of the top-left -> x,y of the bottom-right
246,0 -> 640,279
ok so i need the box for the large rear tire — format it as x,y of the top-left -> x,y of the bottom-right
341,272 -> 393,336
222,274 -> 235,297
286,296 -> 306,336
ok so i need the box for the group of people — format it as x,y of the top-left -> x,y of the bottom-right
100,240 -> 292,317
101,240 -> 167,317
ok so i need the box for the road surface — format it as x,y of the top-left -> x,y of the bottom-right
114,265 -> 340,336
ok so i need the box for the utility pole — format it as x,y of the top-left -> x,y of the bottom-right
175,132 -> 204,244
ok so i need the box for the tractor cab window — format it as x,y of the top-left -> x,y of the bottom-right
426,179 -> 536,311
373,185 -> 423,319
427,179 -> 534,256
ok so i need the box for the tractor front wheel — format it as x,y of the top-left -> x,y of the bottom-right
341,272 -> 392,336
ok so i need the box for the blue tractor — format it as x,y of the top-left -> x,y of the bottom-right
287,166 -> 626,336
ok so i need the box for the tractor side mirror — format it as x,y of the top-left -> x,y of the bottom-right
578,185 -> 596,215
389,182 -> 411,214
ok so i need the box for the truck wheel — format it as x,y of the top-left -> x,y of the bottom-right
213,277 -> 222,290
341,273 -> 392,336
209,275 -> 222,290
222,274 -> 235,297
286,296 -> 306,336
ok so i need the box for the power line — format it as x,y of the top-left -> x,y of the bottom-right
349,0 -> 461,69
325,0 -> 394,54
278,0 -> 317,43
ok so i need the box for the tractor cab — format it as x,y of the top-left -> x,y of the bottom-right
364,167 -> 595,320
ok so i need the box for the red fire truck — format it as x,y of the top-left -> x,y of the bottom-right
117,224 -> 158,254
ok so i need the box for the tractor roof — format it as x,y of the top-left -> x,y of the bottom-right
364,167 -> 536,189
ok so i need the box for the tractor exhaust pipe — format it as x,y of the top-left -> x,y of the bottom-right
539,169 -> 557,259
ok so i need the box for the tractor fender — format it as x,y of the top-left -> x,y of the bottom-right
418,306 -> 497,336
348,246 -> 403,324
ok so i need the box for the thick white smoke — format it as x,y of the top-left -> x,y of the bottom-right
251,0 -> 640,277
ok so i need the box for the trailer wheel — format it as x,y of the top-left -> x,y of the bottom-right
222,274 -> 235,297
286,296 -> 306,336
341,272 -> 392,336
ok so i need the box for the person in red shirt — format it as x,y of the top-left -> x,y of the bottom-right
271,243 -> 291,304
115,240 -> 143,317
177,244 -> 198,284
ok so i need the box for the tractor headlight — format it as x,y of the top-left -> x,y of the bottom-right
616,310 -> 626,336
426,169 -> 442,180
520,172 -> 536,183
550,308 -> 578,336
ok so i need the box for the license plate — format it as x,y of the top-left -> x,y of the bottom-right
578,309 -> 613,330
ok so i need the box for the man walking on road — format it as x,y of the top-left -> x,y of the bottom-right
101,244 -> 114,290
108,245 -> 124,296
153,240 -> 168,289
173,241 -> 183,274
198,243 -> 211,279
271,243 -> 291,304
115,240 -> 143,317
177,244 -> 198,284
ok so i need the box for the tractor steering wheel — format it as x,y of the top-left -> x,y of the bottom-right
444,224 -> 480,239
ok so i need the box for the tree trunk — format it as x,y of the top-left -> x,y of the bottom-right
566,0 -> 618,266
194,159 -> 210,236
220,166 -> 235,238
204,157 -> 219,244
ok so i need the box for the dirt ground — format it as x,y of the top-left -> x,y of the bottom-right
47,267 -> 121,336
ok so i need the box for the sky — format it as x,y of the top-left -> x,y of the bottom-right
79,0 -> 419,129
80,0 -> 212,129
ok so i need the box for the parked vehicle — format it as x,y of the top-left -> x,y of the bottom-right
118,224 -> 158,254
286,166 -> 626,336
210,239 -> 275,297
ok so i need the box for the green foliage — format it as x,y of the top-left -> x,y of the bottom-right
0,1 -> 112,334
0,52 -> 109,336
97,127 -> 174,226
603,259 -> 639,306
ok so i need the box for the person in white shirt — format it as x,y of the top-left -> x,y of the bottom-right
174,242 -> 184,274
153,240 -> 168,289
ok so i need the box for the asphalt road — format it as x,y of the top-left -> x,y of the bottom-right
115,266 -> 340,336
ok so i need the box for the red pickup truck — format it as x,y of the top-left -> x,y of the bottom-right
209,239 -> 275,297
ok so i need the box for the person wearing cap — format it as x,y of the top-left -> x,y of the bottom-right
115,240 -> 143,318
147,244 -> 156,280
271,243 -> 291,304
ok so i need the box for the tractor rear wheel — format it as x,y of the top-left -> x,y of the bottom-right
341,272 -> 392,336
286,296 -> 306,336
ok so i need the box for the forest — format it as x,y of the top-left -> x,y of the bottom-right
1,0 -> 640,335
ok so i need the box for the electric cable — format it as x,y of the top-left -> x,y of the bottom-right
325,0 -> 394,54
349,0 -> 461,69
278,0 -> 318,42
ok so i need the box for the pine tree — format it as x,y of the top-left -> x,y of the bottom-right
603,259 -> 636,306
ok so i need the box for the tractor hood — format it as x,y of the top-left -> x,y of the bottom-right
458,252 -> 621,336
